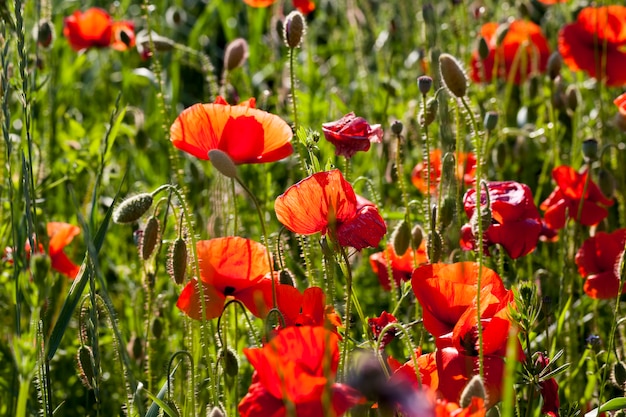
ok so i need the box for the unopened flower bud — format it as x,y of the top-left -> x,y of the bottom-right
426,231 -> 443,263
417,75 -> 433,95
439,53 -> 468,98
77,345 -> 96,389
224,38 -> 249,72
34,19 -> 54,48
495,23 -> 510,46
284,11 -> 306,48
141,217 -> 160,260
547,52 -> 562,81
422,4 -> 436,26
483,111 -> 498,131
152,317 -> 163,338
208,149 -> 238,178
582,139 -> 598,163
439,196 -> 456,229
597,168 -> 616,198
471,208 -> 492,237
279,269 -> 296,286
420,97 -> 438,126
411,225 -> 424,249
477,36 -> 490,61
220,348 -> 239,378
392,220 -> 411,256
612,361 -> 626,389
113,193 -> 154,224
460,375 -> 486,408
391,120 -> 403,135
167,238 -> 188,285
566,85 -> 579,114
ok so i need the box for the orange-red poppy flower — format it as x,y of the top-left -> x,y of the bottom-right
575,228 -> 626,299
471,20 -> 551,84
238,326 -> 363,417
411,262 -> 510,338
411,150 -> 476,195
170,96 -> 293,165
558,6 -> 626,86
460,181 -> 545,258
242,0 -> 315,15
276,286 -> 342,333
369,242 -> 428,291
63,8 -> 135,51
322,112 -> 383,158
536,0 -> 567,4
540,166 -> 613,230
275,169 -> 387,250
176,237 -> 277,320
435,397 -> 486,417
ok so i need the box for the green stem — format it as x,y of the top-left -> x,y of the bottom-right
289,48 -> 299,133
338,245 -> 354,380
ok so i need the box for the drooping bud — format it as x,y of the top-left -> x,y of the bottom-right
597,168 -> 617,198
581,138 -> 599,163
477,36 -> 490,61
391,220 -> 411,256
34,19 -> 54,48
167,238 -> 188,285
426,231 -> 443,263
547,52 -> 562,81
220,348 -> 239,378
460,375 -> 486,408
391,120 -> 403,135
284,11 -> 306,49
612,361 -> 626,389
417,75 -> 433,95
113,193 -> 154,224
483,111 -> 498,132
419,97 -> 438,126
439,53 -> 468,98
77,345 -> 96,389
438,196 -> 456,229
208,149 -> 238,178
140,216 -> 160,260
224,38 -> 249,72
411,224 -> 424,249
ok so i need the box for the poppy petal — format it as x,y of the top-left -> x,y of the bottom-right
50,251 -> 80,279
336,204 -> 386,250
63,8 -> 112,51
47,222 -> 80,256
176,278 -> 226,320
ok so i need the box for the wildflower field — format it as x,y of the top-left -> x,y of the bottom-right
2,0 -> 626,416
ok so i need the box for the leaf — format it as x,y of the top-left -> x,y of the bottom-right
585,397 -> 626,417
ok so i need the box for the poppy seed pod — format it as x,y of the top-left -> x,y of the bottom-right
417,75 -> 433,95
581,139 -> 598,163
224,38 -> 249,72
391,120 -> 403,135
460,375 -> 486,408
208,149 -> 238,178
113,193 -> 154,224
439,53 -> 468,98
284,11 -> 306,48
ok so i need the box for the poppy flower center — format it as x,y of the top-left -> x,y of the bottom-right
219,116 -> 265,163
224,286 -> 236,296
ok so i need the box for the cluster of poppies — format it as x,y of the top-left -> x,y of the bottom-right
63,8 -> 135,51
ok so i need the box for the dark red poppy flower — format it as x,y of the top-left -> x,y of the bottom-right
176,237 -> 277,320
275,169 -> 387,250
540,166 -> 613,230
170,96 -> 293,164
558,6 -> 626,86
575,228 -> 626,299
368,311 -> 398,350
369,242 -> 427,291
63,8 -> 135,51
238,326 -> 364,417
460,181 -> 545,258
242,0 -> 315,15
535,352 -> 560,417
322,112 -> 383,158
411,262 -> 510,338
411,149 -> 476,195
471,20 -> 551,84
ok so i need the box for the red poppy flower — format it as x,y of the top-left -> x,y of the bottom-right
540,166 -> 613,230
170,96 -> 293,164
176,237 -> 277,320
535,353 -> 560,417
274,169 -> 387,250
411,150 -> 476,195
322,112 -> 383,158
471,20 -> 551,84
575,228 -> 626,299
242,0 -> 315,15
63,8 -> 135,51
615,93 -> 626,131
368,311 -> 398,350
238,326 -> 364,417
411,262 -> 510,338
536,0 -> 567,4
436,397 -> 486,417
460,181 -> 545,258
275,286 -> 342,333
558,6 -> 626,86
369,242 -> 428,291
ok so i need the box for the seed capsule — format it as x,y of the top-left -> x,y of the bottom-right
113,193 -> 154,224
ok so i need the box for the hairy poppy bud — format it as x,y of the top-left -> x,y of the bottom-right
427,231 -> 443,263
167,238 -> 188,285
566,85 -> 579,114
439,53 -> 467,98
439,196 -> 456,229
420,97 -> 438,126
152,317 -> 163,338
284,11 -> 306,48
77,345 -> 96,389
417,75 -> 433,95
477,36 -> 490,61
34,19 -> 54,48
582,138 -> 599,163
224,38 -> 249,71
391,220 -> 411,256
547,52 -> 562,81
411,224 -> 424,249
597,168 -> 616,198
208,149 -> 238,178
141,217 -> 160,260
220,348 -> 239,378
483,111 -> 498,132
460,375 -> 486,408
113,193 -> 154,224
